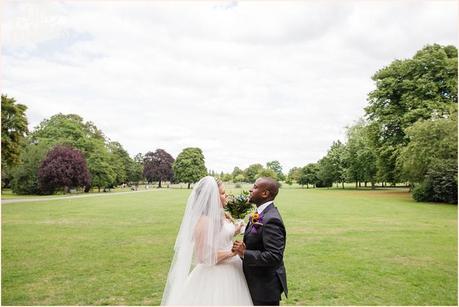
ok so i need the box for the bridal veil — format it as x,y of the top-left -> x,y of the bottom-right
161,176 -> 224,305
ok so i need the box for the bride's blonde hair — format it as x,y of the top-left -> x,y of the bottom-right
215,178 -> 235,224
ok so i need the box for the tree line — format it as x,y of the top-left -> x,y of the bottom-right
1,107 -> 208,194
214,44 -> 458,204
2,44 -> 456,203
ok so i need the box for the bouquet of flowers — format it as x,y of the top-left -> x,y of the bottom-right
225,190 -> 253,220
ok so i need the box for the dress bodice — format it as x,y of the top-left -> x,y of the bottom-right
218,219 -> 235,250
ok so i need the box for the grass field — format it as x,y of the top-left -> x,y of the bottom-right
1,188 -> 457,305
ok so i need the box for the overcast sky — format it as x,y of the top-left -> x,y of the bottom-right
2,1 -> 457,173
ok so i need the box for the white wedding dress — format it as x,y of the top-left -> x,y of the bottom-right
176,220 -> 253,305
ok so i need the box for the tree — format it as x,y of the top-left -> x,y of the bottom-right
1,95 -> 29,187
412,159 -> 457,204
87,146 -> 116,192
231,167 -> 245,182
345,122 -> 377,188
107,141 -> 131,186
257,168 -> 277,180
266,160 -> 285,181
173,148 -> 207,188
286,167 -> 302,185
11,142 -> 49,195
127,153 -> 144,185
143,149 -> 175,188
221,173 -> 233,182
398,112 -> 457,203
298,163 -> 319,188
244,164 -> 264,183
398,115 -> 457,184
234,174 -> 245,183
30,113 -> 106,154
30,113 -> 116,190
316,158 -> 334,188
365,44 -> 458,184
38,145 -> 91,194
325,140 -> 348,188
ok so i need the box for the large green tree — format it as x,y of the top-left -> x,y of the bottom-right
31,113 -> 116,191
231,167 -> 245,182
127,153 -> 144,185
257,167 -> 278,180
11,142 -> 49,195
87,145 -> 116,192
286,167 -> 302,185
298,163 -> 319,188
345,122 -> 377,188
365,44 -> 458,184
399,115 -> 457,183
244,163 -> 264,183
325,140 -> 348,188
107,141 -> 132,186
173,148 -> 207,188
266,160 -> 285,181
1,95 -> 29,187
30,113 -> 106,153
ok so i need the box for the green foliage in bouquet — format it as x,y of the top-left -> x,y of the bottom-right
225,190 -> 254,219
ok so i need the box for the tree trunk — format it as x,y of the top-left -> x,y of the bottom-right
365,182 -> 367,187
98,186 -> 101,193
355,182 -> 358,188
158,180 -> 162,188
371,181 -> 375,190
359,181 -> 361,187
188,182 -> 191,189
306,183 -> 309,189
342,181 -> 344,189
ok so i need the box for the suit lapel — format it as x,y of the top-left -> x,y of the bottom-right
244,219 -> 252,239
244,203 -> 275,240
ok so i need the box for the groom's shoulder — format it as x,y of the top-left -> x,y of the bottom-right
266,204 -> 285,223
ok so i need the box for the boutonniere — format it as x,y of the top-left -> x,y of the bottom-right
250,212 -> 264,233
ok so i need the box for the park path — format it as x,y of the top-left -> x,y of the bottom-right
1,189 -> 161,204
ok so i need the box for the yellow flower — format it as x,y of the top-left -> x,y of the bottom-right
251,212 -> 260,224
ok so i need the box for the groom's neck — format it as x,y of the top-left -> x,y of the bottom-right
256,199 -> 274,207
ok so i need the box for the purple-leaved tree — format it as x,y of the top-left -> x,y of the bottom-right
38,145 -> 91,194
143,149 -> 174,188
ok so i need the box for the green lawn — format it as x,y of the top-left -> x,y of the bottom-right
1,188 -> 457,305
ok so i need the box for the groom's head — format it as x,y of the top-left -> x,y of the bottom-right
248,177 -> 280,206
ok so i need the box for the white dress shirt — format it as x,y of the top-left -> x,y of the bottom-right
257,201 -> 274,214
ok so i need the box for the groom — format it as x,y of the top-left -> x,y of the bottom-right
233,177 -> 288,306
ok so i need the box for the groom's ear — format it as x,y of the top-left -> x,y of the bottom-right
262,189 -> 270,198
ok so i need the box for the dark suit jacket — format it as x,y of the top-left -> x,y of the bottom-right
243,203 -> 288,303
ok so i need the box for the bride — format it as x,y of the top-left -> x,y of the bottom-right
161,176 -> 253,306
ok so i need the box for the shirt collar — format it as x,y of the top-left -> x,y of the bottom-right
257,201 -> 273,214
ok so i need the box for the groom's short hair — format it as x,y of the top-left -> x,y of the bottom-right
260,177 -> 280,199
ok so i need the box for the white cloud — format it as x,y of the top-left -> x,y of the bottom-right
1,0 -> 457,173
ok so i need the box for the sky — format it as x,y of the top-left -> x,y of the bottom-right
1,0 -> 457,173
